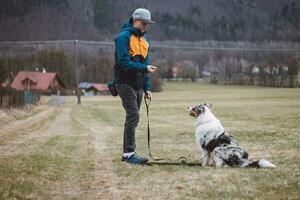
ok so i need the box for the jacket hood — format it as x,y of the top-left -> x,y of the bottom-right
122,18 -> 146,37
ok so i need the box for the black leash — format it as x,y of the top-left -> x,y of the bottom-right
144,97 -> 201,166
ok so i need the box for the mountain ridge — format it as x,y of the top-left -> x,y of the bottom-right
0,0 -> 299,42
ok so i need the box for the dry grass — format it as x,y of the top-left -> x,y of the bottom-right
0,82 -> 299,199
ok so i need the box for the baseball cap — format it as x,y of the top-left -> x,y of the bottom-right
132,8 -> 155,24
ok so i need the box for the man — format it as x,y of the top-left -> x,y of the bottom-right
114,8 -> 157,165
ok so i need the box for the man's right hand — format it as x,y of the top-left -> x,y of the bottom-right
147,65 -> 157,74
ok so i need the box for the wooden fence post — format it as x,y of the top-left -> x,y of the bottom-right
0,87 -> 2,107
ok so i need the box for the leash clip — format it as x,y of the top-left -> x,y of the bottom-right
179,156 -> 187,164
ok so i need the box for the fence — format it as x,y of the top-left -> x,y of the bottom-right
0,87 -> 39,109
210,73 -> 299,87
0,40 -> 299,90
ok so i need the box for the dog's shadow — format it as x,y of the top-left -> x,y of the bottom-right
146,162 -> 202,167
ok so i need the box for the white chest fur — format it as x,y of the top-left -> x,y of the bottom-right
194,106 -> 225,148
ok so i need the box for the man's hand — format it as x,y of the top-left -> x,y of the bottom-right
147,65 -> 157,74
145,91 -> 152,99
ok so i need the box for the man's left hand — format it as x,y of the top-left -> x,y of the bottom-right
145,91 -> 152,99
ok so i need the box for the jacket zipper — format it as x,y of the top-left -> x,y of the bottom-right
138,36 -> 142,89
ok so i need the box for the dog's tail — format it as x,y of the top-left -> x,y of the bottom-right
244,159 -> 276,168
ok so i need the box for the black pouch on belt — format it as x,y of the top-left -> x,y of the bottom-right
107,80 -> 118,96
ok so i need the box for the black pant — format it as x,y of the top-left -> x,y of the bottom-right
115,83 -> 143,153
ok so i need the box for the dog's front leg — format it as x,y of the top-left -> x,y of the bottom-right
209,155 -> 215,166
201,148 -> 210,166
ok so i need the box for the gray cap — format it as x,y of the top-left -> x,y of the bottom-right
132,8 -> 155,24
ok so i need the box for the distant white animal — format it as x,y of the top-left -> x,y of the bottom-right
188,103 -> 276,168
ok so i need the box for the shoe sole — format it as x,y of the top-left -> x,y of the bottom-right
121,158 -> 148,165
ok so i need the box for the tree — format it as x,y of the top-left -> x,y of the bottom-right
287,58 -> 299,88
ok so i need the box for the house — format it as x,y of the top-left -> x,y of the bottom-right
202,70 -> 211,77
10,71 -> 65,94
78,82 -> 109,96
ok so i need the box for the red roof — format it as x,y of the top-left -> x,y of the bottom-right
91,83 -> 109,91
10,71 -> 64,91
21,76 -> 37,84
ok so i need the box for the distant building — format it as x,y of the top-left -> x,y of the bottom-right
78,82 -> 109,96
202,70 -> 211,77
10,71 -> 65,94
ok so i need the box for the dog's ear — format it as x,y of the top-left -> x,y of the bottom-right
204,102 -> 213,109
197,104 -> 205,113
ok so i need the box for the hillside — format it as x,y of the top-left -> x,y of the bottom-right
0,0 -> 299,42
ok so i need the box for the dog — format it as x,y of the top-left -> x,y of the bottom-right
188,103 -> 276,168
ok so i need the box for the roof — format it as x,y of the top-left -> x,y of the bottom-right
91,83 -> 109,91
21,76 -> 37,84
79,82 -> 109,91
78,82 -> 93,89
202,70 -> 211,76
10,71 -> 65,91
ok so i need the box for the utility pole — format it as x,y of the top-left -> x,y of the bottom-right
74,39 -> 81,104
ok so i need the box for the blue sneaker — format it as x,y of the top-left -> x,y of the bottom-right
121,153 -> 148,165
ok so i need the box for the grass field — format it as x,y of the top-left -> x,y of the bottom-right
0,82 -> 299,199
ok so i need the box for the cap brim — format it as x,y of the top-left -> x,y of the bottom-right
133,17 -> 155,24
146,20 -> 155,24
140,19 -> 155,24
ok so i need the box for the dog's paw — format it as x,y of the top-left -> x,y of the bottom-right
209,160 -> 215,166
202,163 -> 209,167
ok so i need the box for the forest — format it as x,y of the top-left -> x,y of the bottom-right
0,0 -> 299,42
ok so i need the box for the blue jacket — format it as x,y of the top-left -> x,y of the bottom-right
114,19 -> 151,92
